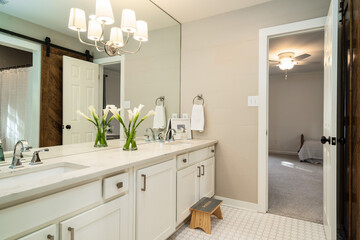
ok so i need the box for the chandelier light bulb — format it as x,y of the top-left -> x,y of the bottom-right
96,0 -> 114,25
68,8 -> 87,32
134,20 -> 148,42
121,9 -> 137,33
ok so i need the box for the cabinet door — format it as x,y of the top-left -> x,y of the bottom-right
176,164 -> 200,224
136,159 -> 176,240
199,157 -> 215,198
60,195 -> 128,240
18,224 -> 57,240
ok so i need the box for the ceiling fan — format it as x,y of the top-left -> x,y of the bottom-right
269,52 -> 311,80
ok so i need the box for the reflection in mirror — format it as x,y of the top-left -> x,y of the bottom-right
0,0 -> 180,153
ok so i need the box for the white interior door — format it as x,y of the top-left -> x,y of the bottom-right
63,56 -> 99,145
323,1 -> 338,239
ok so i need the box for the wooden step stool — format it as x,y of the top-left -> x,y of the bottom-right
189,197 -> 223,234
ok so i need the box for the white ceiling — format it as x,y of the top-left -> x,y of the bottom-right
0,0 -> 178,37
150,0 -> 272,23
269,30 -> 324,75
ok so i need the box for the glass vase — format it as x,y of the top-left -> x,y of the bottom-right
123,131 -> 137,151
94,126 -> 108,148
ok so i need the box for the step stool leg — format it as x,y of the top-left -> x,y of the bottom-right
190,211 -> 212,234
213,206 -> 223,220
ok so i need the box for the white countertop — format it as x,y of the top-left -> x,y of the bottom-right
0,139 -> 217,209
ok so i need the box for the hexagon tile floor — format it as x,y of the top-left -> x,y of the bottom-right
168,206 -> 326,240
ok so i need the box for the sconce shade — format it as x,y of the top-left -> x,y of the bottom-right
110,27 -> 124,47
88,20 -> 103,40
96,0 -> 114,25
68,8 -> 87,32
121,9 -> 137,33
134,21 -> 148,42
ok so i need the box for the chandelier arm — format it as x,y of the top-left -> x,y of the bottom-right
117,41 -> 142,54
95,41 -> 105,52
98,23 -> 107,46
77,31 -> 97,47
122,32 -> 130,47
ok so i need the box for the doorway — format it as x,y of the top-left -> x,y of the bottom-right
267,30 -> 325,224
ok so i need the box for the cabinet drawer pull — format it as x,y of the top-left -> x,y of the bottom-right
47,234 -> 54,240
116,182 -> 123,189
68,227 -> 75,240
197,166 -> 201,177
141,174 -> 146,191
201,165 -> 205,176
183,158 -> 187,163
211,149 -> 215,153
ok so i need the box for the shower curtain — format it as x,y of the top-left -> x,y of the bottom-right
0,67 -> 32,151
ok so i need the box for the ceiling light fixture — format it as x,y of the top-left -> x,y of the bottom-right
68,0 -> 148,56
278,52 -> 297,70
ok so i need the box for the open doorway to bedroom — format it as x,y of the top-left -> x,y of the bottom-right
267,30 -> 324,223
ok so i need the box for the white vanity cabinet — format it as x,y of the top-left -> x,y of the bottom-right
18,224 -> 57,240
60,195 -> 129,240
176,147 -> 215,225
136,159 -> 176,240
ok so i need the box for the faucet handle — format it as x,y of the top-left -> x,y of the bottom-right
157,133 -> 164,142
30,148 -> 49,165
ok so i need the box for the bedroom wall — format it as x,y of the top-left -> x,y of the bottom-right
269,71 -> 324,155
181,0 -> 330,204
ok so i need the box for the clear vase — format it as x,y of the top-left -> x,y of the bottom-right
94,126 -> 108,148
123,131 -> 137,151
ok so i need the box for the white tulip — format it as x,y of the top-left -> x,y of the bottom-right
88,105 -> 99,120
128,109 -> 133,122
77,110 -> 91,121
145,110 -> 155,118
103,108 -> 110,119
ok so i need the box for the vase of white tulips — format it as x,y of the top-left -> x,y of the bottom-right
110,104 -> 155,151
77,105 -> 114,148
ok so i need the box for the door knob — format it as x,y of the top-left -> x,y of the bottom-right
321,136 -> 331,144
66,125 -> 71,130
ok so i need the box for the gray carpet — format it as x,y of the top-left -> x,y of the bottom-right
268,154 -> 323,224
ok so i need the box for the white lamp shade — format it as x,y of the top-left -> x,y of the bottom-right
96,0 -> 114,25
68,8 -> 87,32
121,9 -> 137,33
134,21 -> 148,42
110,27 -> 124,47
88,20 -> 103,40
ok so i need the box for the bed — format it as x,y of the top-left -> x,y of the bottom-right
297,134 -> 323,162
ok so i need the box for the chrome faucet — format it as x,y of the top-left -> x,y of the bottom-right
145,128 -> 155,142
165,128 -> 177,142
29,148 -> 49,165
10,140 -> 32,169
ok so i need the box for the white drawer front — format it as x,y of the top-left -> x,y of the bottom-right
103,172 -> 129,200
0,181 -> 102,240
176,153 -> 189,169
189,147 -> 209,165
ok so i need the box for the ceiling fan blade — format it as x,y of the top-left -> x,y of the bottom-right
294,53 -> 311,61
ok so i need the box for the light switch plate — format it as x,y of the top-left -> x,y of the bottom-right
248,96 -> 259,107
123,101 -> 131,109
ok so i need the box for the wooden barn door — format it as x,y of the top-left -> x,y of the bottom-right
39,46 -> 91,147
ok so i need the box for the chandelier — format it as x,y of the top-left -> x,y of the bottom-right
68,0 -> 148,56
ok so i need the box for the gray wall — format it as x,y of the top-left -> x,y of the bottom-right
269,71 -> 324,155
181,0 -> 330,204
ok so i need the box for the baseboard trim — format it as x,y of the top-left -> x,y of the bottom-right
214,196 -> 258,212
269,150 -> 298,156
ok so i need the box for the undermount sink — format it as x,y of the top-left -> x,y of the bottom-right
0,162 -> 88,191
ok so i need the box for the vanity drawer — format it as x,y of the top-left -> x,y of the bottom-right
177,153 -> 189,169
209,145 -> 215,157
189,147 -> 209,165
103,172 -> 129,200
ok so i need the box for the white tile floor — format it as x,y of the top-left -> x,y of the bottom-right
169,206 -> 326,240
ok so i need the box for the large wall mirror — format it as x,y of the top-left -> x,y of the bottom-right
0,0 -> 180,152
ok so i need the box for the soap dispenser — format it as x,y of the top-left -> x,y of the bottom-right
0,139 -> 4,162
